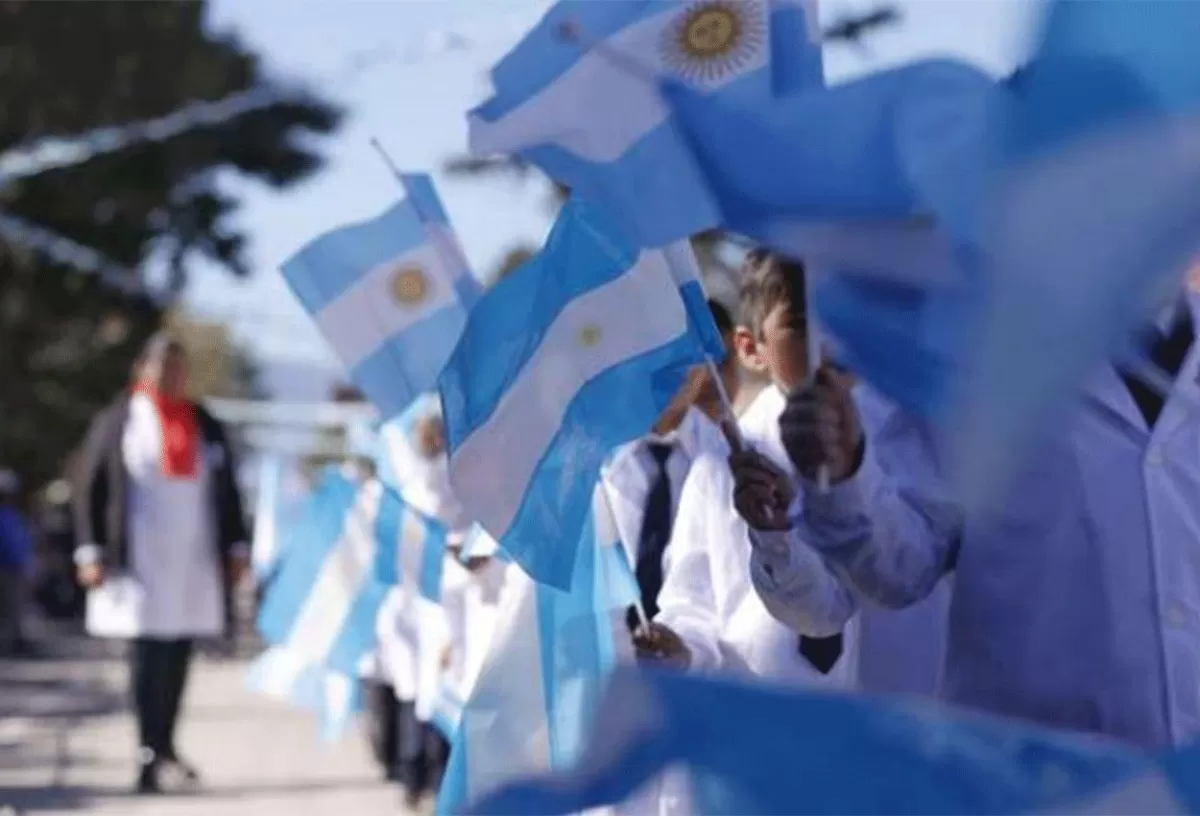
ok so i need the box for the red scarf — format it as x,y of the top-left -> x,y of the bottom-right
133,382 -> 199,479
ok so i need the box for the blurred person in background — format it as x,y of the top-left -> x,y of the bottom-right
34,480 -> 84,622
0,468 -> 35,656
72,332 -> 250,794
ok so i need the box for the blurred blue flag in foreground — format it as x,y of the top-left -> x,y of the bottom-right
950,0 -> 1200,510
281,174 -> 480,422
468,667 -> 1150,816
437,485 -> 620,815
439,198 -> 719,590
665,0 -> 1200,513
663,59 -> 997,420
469,0 -> 822,248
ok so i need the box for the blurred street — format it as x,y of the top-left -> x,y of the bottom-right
0,623 -> 403,816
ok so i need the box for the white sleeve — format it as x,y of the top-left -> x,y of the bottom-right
654,457 -> 727,674
747,524 -> 859,638
799,409 -> 961,609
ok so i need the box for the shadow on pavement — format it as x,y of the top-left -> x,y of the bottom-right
0,776 -> 393,812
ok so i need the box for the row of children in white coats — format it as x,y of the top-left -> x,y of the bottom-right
364,248 -> 953,812
366,238 -> 1200,812
369,403 -> 512,810
624,240 -> 1200,769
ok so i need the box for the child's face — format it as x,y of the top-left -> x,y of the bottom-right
735,299 -> 808,392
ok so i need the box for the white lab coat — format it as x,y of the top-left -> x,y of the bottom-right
656,387 -> 859,688
119,393 -> 224,638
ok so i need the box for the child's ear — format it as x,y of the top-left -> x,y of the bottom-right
733,326 -> 767,376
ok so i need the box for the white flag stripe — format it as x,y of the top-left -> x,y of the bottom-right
399,509 -> 430,589
313,227 -> 465,369
463,570 -> 552,801
285,483 -> 382,666
470,2 -> 769,164
449,251 -> 689,541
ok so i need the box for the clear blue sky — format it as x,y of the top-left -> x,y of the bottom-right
190,0 -> 1038,368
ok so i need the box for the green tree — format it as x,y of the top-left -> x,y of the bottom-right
0,0 -> 341,489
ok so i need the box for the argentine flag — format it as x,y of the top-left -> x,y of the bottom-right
437,484 -> 622,815
470,0 -> 822,248
374,481 -> 449,605
257,474 -> 392,675
281,174 -> 480,421
439,198 -> 722,590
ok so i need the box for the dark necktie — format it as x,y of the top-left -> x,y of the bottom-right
1119,306 -> 1195,428
798,633 -> 844,675
633,442 -> 674,623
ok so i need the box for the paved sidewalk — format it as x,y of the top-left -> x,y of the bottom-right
0,630 -> 407,815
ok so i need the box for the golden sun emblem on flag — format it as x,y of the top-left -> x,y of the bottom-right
578,323 -> 603,349
391,265 -> 429,306
661,0 -> 766,85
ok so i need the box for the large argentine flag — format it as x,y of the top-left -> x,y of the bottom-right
281,174 -> 480,421
439,198 -> 721,590
256,474 -> 393,676
470,0 -> 822,248
437,485 -> 622,815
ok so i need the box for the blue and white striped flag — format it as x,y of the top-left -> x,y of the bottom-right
470,0 -> 822,248
437,484 -> 621,815
256,474 -> 393,675
439,197 -> 721,590
281,174 -> 481,421
374,482 -> 449,604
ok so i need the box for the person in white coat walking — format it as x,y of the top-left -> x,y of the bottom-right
72,333 -> 249,793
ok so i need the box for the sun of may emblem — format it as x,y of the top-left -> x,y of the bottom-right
578,323 -> 603,349
662,0 -> 766,85
391,265 -> 429,306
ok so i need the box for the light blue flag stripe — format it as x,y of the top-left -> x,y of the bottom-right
471,0 -> 821,248
373,484 -> 403,586
440,198 -> 717,590
537,506 -> 616,767
281,174 -> 480,422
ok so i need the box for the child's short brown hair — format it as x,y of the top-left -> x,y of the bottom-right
737,248 -> 807,337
